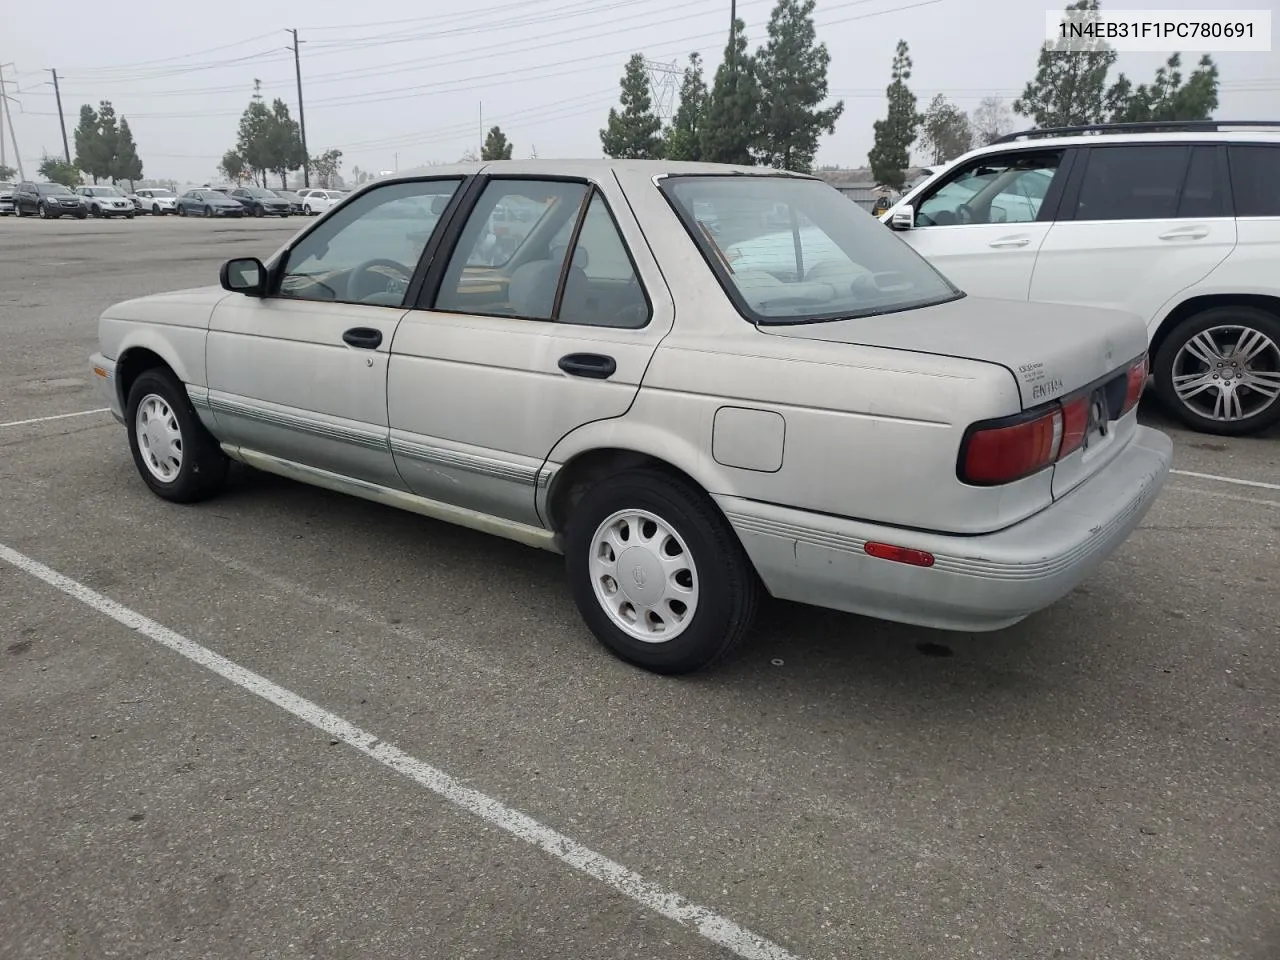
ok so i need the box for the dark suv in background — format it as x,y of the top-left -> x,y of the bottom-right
229,186 -> 292,217
13,182 -> 88,219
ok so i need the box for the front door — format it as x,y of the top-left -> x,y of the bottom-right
387,176 -> 672,527
895,147 -> 1071,301
205,176 -> 465,489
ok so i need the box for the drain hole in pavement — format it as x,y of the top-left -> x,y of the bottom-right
916,642 -> 953,657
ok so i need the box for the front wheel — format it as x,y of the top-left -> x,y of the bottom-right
126,368 -> 229,503
38,202 -> 50,219
564,469 -> 760,675
1154,306 -> 1280,436
204,205 -> 213,218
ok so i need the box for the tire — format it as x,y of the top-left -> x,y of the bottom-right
125,368 -> 228,503
76,212 -> 87,220
38,202 -> 49,219
1153,306 -> 1280,436
178,205 -> 187,217
204,205 -> 213,218
304,204 -> 312,215
152,204 -> 161,215
564,469 -> 760,675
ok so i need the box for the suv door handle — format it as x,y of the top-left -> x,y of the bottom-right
1159,227 -> 1210,241
989,236 -> 1030,248
342,327 -> 383,349
558,353 -> 616,379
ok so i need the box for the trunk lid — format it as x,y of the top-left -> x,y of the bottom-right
756,294 -> 1150,498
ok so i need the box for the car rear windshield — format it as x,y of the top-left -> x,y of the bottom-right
660,175 -> 961,324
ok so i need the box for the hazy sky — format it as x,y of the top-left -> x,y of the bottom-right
2,0 -> 1276,185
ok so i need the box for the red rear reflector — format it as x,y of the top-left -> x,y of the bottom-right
962,409 -> 1062,484
1059,395 -> 1090,457
1121,355 -> 1148,414
864,542 -> 935,567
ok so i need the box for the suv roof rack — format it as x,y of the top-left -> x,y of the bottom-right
991,120 -> 1280,144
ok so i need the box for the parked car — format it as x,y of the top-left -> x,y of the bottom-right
228,186 -> 292,217
0,181 -> 14,215
882,120 -> 1280,436
300,188 -> 347,214
275,190 -> 307,215
133,187 -> 179,215
76,185 -> 137,219
176,188 -> 246,218
13,181 -> 88,219
89,159 -> 1172,675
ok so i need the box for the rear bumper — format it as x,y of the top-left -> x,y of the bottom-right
720,425 -> 1173,632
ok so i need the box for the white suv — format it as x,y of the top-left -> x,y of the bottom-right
882,121 -> 1280,436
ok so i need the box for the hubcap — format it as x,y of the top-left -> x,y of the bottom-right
134,394 -> 183,483
588,509 -> 699,643
1172,324 -> 1280,422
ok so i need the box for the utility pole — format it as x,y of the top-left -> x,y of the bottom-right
0,66 -> 21,179
49,68 -> 70,164
288,29 -> 310,188
0,62 -> 10,175
729,0 -> 737,74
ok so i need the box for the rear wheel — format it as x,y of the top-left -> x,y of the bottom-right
1154,306 -> 1280,436
126,368 -> 228,503
204,205 -> 213,218
153,204 -> 162,215
564,469 -> 759,675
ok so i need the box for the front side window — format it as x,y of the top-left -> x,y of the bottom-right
916,151 -> 1064,226
1229,145 -> 1280,217
277,178 -> 461,306
1073,145 -> 1188,221
663,175 -> 961,324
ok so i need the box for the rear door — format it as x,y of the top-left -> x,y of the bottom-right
1029,143 -> 1237,338
891,147 -> 1072,300
387,175 -> 671,527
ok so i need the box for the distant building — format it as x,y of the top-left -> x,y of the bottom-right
814,165 -> 938,212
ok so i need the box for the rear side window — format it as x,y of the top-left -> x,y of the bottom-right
1229,145 -> 1280,217
1176,146 -> 1225,218
1074,145 -> 1192,220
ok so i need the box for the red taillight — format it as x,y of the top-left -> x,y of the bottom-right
864,542 -> 935,567
1058,395 -> 1090,458
961,408 -> 1063,484
1120,355 -> 1148,414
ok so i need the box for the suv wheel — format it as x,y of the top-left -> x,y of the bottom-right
564,469 -> 760,674
126,368 -> 229,503
38,201 -> 50,219
1154,306 -> 1280,436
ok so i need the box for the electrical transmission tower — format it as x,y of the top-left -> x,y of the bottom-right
643,59 -> 681,120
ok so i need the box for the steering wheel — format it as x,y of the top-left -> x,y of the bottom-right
347,258 -> 412,302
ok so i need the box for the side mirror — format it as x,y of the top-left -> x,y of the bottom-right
889,205 -> 915,231
220,256 -> 267,296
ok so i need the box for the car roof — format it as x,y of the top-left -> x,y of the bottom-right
379,158 -> 807,185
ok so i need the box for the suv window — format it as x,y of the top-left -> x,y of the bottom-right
1229,145 -> 1280,217
915,151 -> 1064,226
1073,145 -> 1198,221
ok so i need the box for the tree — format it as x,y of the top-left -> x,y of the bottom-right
219,150 -> 247,184
267,98 -> 306,189
310,148 -> 343,187
600,53 -> 664,159
700,19 -> 761,165
1106,53 -> 1219,122
1014,0 -> 1117,127
919,93 -> 973,163
72,104 -> 103,183
0,164 -> 15,181
752,0 -> 843,172
113,118 -> 143,188
971,96 -> 1016,144
868,40 -> 920,191
481,126 -> 514,161
95,101 -> 120,183
38,156 -> 81,187
664,53 -> 708,161
236,81 -> 274,188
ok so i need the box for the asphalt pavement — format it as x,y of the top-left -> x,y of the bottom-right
1,215 -> 1277,960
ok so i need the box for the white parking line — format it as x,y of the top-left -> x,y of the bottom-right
0,542 -> 799,960
1170,469 -> 1280,492
0,408 -> 110,429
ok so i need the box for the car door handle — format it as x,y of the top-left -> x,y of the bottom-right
342,327 -> 383,349
558,353 -> 616,379
988,236 -> 1031,248
1159,227 -> 1210,241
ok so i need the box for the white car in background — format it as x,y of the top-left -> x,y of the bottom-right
76,185 -> 136,219
132,187 -> 179,215
301,188 -> 348,215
